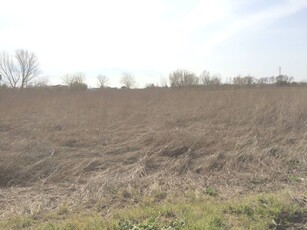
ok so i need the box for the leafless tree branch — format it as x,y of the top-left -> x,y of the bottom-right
120,72 -> 136,89
97,74 -> 109,88
15,49 -> 40,89
0,50 -> 40,89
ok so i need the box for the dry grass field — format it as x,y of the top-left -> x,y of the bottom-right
0,86 -> 306,229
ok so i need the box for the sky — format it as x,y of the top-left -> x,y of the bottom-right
1,0 -> 307,87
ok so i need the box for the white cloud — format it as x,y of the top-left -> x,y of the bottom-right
200,0 -> 307,54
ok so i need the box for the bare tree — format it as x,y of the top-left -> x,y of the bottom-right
160,76 -> 168,88
244,75 -> 256,86
210,74 -> 222,86
233,75 -> 256,86
258,77 -> 269,85
269,76 -> 276,84
200,71 -> 221,86
63,72 -> 88,90
0,52 -> 20,88
275,75 -> 293,86
120,72 -> 136,89
169,69 -> 199,87
0,50 -> 40,89
97,74 -> 109,88
199,70 -> 211,85
16,50 -> 40,89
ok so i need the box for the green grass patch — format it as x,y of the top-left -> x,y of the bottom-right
0,192 -> 306,229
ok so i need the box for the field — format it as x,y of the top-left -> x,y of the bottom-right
0,87 -> 306,229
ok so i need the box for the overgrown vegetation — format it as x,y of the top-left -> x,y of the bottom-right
0,86 -> 306,229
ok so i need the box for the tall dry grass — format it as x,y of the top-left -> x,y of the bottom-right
0,87 -> 306,218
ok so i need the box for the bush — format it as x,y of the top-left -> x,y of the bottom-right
146,83 -> 156,88
69,82 -> 88,90
0,83 -> 8,89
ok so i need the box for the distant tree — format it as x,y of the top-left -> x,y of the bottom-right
199,70 -> 211,85
120,72 -> 136,89
160,76 -> 168,88
0,49 -> 41,89
225,77 -> 233,85
63,72 -> 88,90
275,75 -> 293,86
258,77 -> 269,85
146,83 -> 156,88
233,75 -> 256,86
0,52 -> 19,88
169,69 -> 199,87
97,74 -> 109,88
269,76 -> 276,84
211,74 -> 222,86
28,77 -> 49,88
200,71 -> 221,86
244,75 -> 256,86
232,75 -> 243,85
0,73 -> 7,89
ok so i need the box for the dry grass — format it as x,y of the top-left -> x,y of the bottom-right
0,86 -> 306,221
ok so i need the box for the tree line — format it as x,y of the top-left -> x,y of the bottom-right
167,69 -> 295,87
0,50 -> 137,90
0,49 -> 301,90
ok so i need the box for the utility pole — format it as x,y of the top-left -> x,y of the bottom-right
279,66 -> 282,76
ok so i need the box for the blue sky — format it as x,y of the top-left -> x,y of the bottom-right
0,0 -> 307,87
